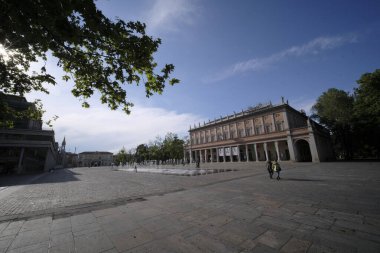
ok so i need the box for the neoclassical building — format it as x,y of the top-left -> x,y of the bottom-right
185,101 -> 334,163
78,151 -> 113,167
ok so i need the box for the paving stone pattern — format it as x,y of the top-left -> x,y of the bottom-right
0,162 -> 379,252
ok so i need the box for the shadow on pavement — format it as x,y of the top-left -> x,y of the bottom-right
281,178 -> 324,182
0,169 -> 80,187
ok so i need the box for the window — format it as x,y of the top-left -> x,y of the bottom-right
246,127 -> 252,136
239,129 -> 245,137
265,124 -> 272,133
255,125 -> 262,134
276,121 -> 284,131
230,130 -> 237,138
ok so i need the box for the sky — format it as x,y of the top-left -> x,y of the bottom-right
25,0 -> 380,153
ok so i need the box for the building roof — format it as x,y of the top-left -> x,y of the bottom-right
79,151 -> 113,155
190,102 -> 306,131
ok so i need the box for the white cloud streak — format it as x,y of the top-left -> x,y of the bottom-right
206,33 -> 358,82
145,0 -> 199,34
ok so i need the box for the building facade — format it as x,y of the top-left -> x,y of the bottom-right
185,102 -> 334,163
78,151 -> 113,167
0,93 -> 58,174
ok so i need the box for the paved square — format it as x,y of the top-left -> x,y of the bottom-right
0,162 -> 379,252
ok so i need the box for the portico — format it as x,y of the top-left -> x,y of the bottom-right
185,101 -> 334,163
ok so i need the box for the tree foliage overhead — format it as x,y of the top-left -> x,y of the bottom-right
0,0 -> 179,114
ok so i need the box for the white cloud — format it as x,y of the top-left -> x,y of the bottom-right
206,33 -> 358,82
145,0 -> 199,34
49,104 -> 202,153
25,55 -> 204,154
26,89 -> 204,153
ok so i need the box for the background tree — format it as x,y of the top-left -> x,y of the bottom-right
352,69 -> 380,157
311,88 -> 354,160
0,0 -> 179,114
162,132 -> 184,160
135,144 -> 149,163
115,147 -> 128,166
147,136 -> 163,161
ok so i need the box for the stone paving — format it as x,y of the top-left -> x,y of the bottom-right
0,162 -> 379,252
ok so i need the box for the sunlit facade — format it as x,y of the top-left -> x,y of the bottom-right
185,102 -> 334,163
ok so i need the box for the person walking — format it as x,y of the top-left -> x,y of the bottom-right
266,160 -> 273,179
272,160 -> 281,180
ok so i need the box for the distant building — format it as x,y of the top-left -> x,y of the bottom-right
185,101 -> 334,163
0,93 -> 58,174
78,151 -> 113,167
65,152 -> 79,168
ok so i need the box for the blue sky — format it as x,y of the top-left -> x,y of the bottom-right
26,0 -> 380,153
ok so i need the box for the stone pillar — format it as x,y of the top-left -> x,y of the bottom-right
223,147 -> 226,162
189,149 -> 193,163
230,146 -> 233,162
254,143 -> 259,162
237,145 -> 241,162
17,147 -> 25,174
245,144 -> 249,162
205,149 -> 208,163
275,141 -> 281,161
308,119 -> 320,162
287,136 -> 296,161
264,142 -> 269,161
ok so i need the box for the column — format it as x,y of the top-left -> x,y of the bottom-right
275,141 -> 281,161
205,149 -> 208,163
287,136 -> 296,161
264,142 -> 269,161
308,119 -> 320,162
254,143 -> 259,162
245,144 -> 249,162
189,149 -> 193,163
237,145 -> 241,162
230,146 -> 233,162
272,113 -> 276,132
200,150 -> 203,163
223,147 -> 226,162
17,147 -> 25,174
